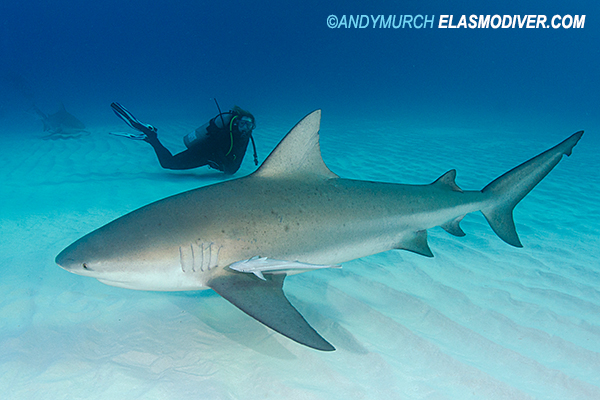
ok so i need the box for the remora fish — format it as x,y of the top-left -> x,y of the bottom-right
55,110 -> 583,351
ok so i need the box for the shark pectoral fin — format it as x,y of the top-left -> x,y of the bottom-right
253,271 -> 266,280
208,271 -> 335,351
397,230 -> 434,257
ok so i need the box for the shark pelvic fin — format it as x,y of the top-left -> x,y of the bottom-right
397,230 -> 434,257
208,271 -> 335,351
253,110 -> 338,180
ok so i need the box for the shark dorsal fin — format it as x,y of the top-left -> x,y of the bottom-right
253,110 -> 338,179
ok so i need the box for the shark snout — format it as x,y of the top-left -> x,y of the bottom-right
55,246 -> 92,274
55,248 -> 76,271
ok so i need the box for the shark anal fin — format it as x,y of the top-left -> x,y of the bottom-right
441,215 -> 466,237
396,230 -> 434,257
208,271 -> 335,351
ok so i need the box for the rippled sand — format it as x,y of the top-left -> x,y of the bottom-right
1,114 -> 598,399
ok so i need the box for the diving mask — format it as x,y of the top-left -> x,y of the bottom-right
237,116 -> 255,135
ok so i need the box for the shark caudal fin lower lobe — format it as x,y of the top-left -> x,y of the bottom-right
480,131 -> 583,247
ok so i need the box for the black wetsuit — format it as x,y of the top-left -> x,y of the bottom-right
144,112 -> 251,175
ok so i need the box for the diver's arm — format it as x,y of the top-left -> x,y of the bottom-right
222,154 -> 243,175
221,136 -> 250,175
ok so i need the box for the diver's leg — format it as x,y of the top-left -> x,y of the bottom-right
144,134 -> 176,168
110,103 -> 214,171
145,134 -> 209,170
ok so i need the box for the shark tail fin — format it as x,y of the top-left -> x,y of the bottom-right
29,105 -> 52,131
29,105 -> 45,118
480,131 -> 583,247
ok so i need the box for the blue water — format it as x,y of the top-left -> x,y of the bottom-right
1,1 -> 599,399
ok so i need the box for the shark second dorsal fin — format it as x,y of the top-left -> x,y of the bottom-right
432,170 -> 463,192
254,110 -> 338,179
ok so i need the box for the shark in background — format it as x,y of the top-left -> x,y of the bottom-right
31,103 -> 88,139
55,110 -> 583,351
0,72 -> 87,138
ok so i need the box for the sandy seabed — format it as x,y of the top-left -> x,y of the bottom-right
1,112 -> 599,400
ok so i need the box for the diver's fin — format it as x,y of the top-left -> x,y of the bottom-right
208,271 -> 335,351
110,102 -> 156,133
109,131 -> 147,140
229,256 -> 340,280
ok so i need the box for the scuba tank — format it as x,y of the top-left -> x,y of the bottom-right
182,112 -> 232,149
183,99 -> 230,149
183,121 -> 211,149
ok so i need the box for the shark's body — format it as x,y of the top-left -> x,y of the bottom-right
56,110 -> 583,351
32,103 -> 87,138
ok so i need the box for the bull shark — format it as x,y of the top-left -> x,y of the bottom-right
55,110 -> 583,351
31,103 -> 88,138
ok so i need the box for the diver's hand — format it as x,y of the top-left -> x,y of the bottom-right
207,160 -> 224,172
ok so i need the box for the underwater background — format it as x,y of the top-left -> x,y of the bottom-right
1,1 -> 599,399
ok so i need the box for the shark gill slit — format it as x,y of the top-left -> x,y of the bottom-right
179,245 -> 187,273
212,244 -> 221,270
201,242 -> 208,271
191,243 -> 196,272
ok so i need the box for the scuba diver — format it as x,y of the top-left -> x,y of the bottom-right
110,101 -> 258,175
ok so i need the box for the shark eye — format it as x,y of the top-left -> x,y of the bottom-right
82,263 -> 89,270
